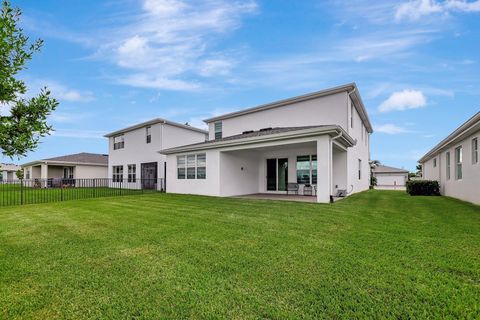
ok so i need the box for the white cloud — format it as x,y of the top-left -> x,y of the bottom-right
378,89 -> 427,112
94,0 -> 257,90
28,79 -> 95,102
445,0 -> 480,12
375,123 -> 412,134
395,0 -> 443,21
395,0 -> 480,21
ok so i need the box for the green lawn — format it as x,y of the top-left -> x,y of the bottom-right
0,191 -> 479,319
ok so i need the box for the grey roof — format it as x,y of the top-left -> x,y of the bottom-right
104,118 -> 208,137
203,82 -> 373,133
161,125 -> 355,154
23,153 -> 108,167
419,112 -> 480,163
372,165 -> 409,174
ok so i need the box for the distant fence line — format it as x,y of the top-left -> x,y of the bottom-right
0,178 -> 164,207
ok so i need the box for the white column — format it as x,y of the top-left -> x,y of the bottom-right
41,164 -> 48,187
316,136 -> 332,203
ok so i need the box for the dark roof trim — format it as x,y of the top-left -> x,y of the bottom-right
203,83 -> 373,133
419,112 -> 480,163
104,118 -> 208,137
160,125 -> 355,155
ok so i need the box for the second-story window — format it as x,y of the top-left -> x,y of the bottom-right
214,121 -> 222,140
455,146 -> 462,180
113,135 -> 124,150
146,126 -> 151,144
472,138 -> 478,164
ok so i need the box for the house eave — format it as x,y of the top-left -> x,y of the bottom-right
160,126 -> 354,155
104,118 -> 208,138
418,112 -> 480,163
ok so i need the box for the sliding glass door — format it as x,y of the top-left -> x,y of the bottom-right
266,158 -> 288,191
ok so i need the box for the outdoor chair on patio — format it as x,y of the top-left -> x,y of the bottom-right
303,184 -> 313,196
286,183 -> 299,195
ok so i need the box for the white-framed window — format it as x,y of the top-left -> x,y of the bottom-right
25,169 -> 30,180
113,165 -> 123,182
146,126 -> 151,144
214,122 -> 222,140
128,164 -> 136,182
455,146 -> 462,180
63,167 -> 74,179
446,152 -> 451,180
196,153 -> 206,179
113,135 -> 125,150
296,155 -> 317,184
433,158 -> 437,168
187,155 -> 196,179
177,156 -> 186,179
358,159 -> 362,180
177,153 -> 206,179
472,138 -> 478,164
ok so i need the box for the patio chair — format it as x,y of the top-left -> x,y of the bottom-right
303,184 -> 313,196
286,183 -> 299,195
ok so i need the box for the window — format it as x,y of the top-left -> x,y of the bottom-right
187,155 -> 196,179
358,159 -> 362,180
25,170 -> 30,180
214,122 -> 222,140
146,126 -> 151,144
63,167 -> 74,179
433,158 -> 437,168
177,156 -> 186,179
296,155 -> 317,184
177,153 -> 206,179
112,165 -> 123,182
455,146 -> 462,180
128,164 -> 136,182
472,138 -> 478,164
196,153 -> 206,179
446,152 -> 451,180
113,135 -> 124,150
350,105 -> 354,128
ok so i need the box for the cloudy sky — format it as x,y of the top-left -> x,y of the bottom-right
3,0 -> 480,170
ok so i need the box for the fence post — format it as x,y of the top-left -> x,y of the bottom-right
93,179 -> 96,198
20,179 -> 24,205
61,184 -> 64,202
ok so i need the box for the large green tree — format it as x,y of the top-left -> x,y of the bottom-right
0,0 -> 58,158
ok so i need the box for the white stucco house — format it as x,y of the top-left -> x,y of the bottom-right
372,165 -> 409,189
22,153 -> 108,187
104,118 -> 208,190
161,83 -> 373,203
0,163 -> 22,182
419,112 -> 479,205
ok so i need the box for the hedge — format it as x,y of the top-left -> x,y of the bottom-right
406,180 -> 440,196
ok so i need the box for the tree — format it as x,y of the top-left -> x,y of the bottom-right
416,164 -> 422,177
15,168 -> 23,179
369,160 -> 381,187
0,0 -> 58,158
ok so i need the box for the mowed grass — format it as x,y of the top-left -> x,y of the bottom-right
0,191 -> 479,319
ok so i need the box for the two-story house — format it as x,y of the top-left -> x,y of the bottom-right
161,83 -> 373,203
105,118 -> 208,190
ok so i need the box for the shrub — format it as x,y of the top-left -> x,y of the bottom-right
406,180 -> 440,196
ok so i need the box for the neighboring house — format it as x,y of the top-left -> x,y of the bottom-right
419,112 -> 480,205
372,165 -> 409,189
161,83 -> 373,203
104,118 -> 208,190
0,163 -> 22,182
22,153 -> 108,186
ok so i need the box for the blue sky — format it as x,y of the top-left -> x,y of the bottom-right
3,0 -> 480,171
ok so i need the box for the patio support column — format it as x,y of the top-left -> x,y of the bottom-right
41,163 -> 48,188
316,136 -> 332,203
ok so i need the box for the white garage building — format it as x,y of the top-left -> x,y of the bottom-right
372,165 -> 409,189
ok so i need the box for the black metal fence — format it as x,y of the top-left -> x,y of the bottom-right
0,178 -> 165,207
